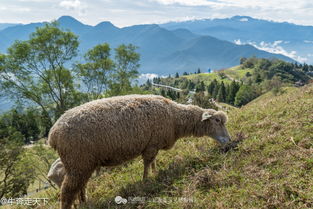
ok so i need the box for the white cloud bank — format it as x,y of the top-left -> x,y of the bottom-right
151,0 -> 219,6
1,0 -> 313,28
59,0 -> 81,10
234,39 -> 308,63
136,73 -> 159,85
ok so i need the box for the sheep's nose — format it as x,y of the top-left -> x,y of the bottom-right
218,137 -> 230,144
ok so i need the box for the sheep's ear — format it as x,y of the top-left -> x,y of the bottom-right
201,112 -> 212,121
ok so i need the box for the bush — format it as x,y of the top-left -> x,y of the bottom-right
234,85 -> 258,106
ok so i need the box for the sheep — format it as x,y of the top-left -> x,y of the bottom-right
47,158 -> 102,204
47,158 -> 86,204
47,158 -> 65,188
48,94 -> 231,209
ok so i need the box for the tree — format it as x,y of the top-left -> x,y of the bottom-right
192,92 -> 217,109
195,81 -> 205,92
22,144 -> 58,190
109,44 -> 140,95
160,89 -> 166,97
234,85 -> 258,106
257,58 -> 271,71
197,68 -> 201,74
175,72 -> 179,78
212,81 -> 220,99
207,79 -> 217,96
0,22 -> 80,127
245,72 -> 252,77
2,109 -> 40,144
181,79 -> 189,89
187,80 -> 195,91
75,43 -> 114,100
303,63 -> 309,72
218,72 -> 226,79
146,79 -> 152,87
226,80 -> 240,105
217,81 -> 227,102
254,73 -> 262,83
0,131 -> 35,199
240,57 -> 247,65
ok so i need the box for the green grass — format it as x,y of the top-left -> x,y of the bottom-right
182,65 -> 253,85
221,66 -> 254,81
80,84 -> 312,208
9,84 -> 313,209
183,72 -> 230,85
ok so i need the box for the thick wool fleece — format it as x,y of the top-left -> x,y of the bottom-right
48,94 -> 229,209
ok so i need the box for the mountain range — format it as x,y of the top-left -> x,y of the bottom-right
161,16 -> 313,64
0,16 -> 294,75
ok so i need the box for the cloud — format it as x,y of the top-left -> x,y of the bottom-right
234,39 -> 308,63
59,0 -> 81,10
136,73 -> 159,85
0,5 -> 30,12
151,0 -> 219,6
304,40 -> 313,44
18,0 -> 53,2
1,0 -> 313,28
239,17 -> 249,22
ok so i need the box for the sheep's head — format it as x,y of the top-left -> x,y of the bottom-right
201,110 -> 231,144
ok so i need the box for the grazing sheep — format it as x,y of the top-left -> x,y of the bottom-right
48,94 -> 231,209
47,158 -> 65,188
47,158 -> 86,204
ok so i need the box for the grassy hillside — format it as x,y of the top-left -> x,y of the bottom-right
32,84 -> 311,209
156,65 -> 252,92
7,84 -> 312,209
181,65 -> 252,85
219,66 -> 254,81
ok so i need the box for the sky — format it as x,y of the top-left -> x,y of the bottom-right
0,0 -> 313,27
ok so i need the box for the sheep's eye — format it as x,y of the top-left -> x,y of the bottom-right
215,118 -> 221,123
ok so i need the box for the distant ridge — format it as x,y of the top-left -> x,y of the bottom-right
0,16 -> 294,74
161,16 -> 313,64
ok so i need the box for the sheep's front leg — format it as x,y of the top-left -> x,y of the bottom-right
142,148 -> 158,180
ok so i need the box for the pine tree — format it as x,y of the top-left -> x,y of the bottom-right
146,79 -> 152,87
196,81 -> 205,92
217,81 -> 226,102
207,79 -> 217,96
226,80 -> 240,105
188,81 -> 195,90
303,63 -> 309,72
212,82 -> 220,99
175,72 -> 179,78
255,73 -> 262,83
160,89 -> 166,97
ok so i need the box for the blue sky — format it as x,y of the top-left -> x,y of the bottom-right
0,0 -> 313,27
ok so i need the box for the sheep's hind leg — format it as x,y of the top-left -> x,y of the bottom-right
60,170 -> 92,209
142,148 -> 158,180
151,159 -> 157,174
79,186 -> 87,203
